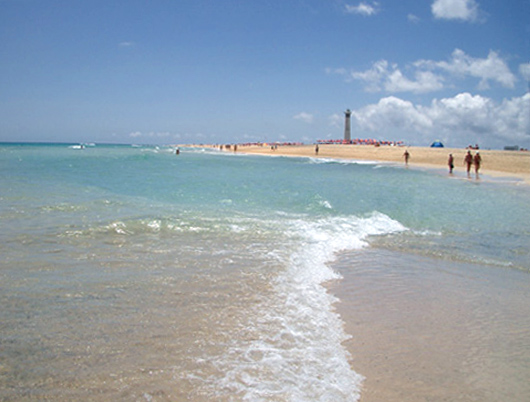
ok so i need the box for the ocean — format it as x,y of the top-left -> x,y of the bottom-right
1,143 -> 529,401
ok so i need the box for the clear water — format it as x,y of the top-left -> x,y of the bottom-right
1,143 -> 529,401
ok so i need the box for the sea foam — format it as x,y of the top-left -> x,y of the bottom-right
190,212 -> 407,401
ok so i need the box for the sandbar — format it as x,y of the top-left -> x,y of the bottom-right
220,144 -> 530,184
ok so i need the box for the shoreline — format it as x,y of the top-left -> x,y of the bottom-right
188,144 -> 530,185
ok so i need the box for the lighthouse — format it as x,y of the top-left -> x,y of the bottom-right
344,109 -> 352,142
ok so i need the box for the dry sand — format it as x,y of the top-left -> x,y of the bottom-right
226,144 -> 530,184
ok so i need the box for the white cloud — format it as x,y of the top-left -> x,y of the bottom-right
491,94 -> 530,142
417,49 -> 516,89
119,41 -> 135,47
351,93 -> 530,147
519,63 -> 530,81
425,92 -> 493,131
293,112 -> 314,123
347,60 -> 390,90
353,96 -> 433,132
129,131 -> 142,138
407,14 -> 420,23
331,49 -> 516,93
431,0 -> 480,22
342,60 -> 444,93
386,69 -> 445,93
345,2 -> 379,16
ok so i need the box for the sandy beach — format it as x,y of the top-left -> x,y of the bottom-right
220,144 -> 530,184
192,142 -> 530,400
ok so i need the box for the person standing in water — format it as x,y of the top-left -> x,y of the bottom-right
403,150 -> 410,167
464,151 -> 473,177
448,154 -> 454,174
473,152 -> 482,179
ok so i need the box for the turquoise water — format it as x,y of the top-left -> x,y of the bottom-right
1,143 -> 529,400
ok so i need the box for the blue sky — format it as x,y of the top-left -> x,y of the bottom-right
1,0 -> 529,148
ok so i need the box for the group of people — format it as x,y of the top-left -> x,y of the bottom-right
404,149 -> 482,179
448,151 -> 481,178
460,150 -> 482,178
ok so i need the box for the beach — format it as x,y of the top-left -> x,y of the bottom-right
229,144 -> 530,184
2,143 -> 529,401
223,142 -> 530,400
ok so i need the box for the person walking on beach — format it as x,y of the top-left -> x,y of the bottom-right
464,150 -> 473,177
403,150 -> 410,167
473,152 -> 482,179
448,154 -> 454,174
315,144 -> 319,155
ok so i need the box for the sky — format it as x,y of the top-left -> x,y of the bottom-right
0,0 -> 529,148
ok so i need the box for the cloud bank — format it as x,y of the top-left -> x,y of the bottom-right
329,49 -> 516,93
416,49 -> 516,89
350,92 -> 530,147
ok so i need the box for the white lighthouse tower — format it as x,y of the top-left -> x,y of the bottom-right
344,109 -> 352,142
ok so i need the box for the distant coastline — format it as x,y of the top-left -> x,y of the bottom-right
185,143 -> 530,185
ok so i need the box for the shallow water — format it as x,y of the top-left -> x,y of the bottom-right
1,143 -> 529,400
333,248 -> 530,401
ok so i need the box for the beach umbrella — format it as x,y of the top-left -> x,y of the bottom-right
431,140 -> 444,148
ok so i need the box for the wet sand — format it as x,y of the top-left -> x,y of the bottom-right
229,144 -> 530,184
330,248 -> 530,402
